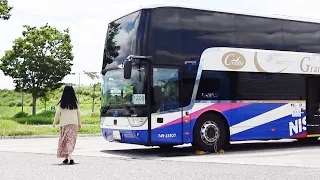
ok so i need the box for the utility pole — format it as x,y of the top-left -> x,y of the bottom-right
70,72 -> 81,103
78,72 -> 81,103
21,91 -> 24,112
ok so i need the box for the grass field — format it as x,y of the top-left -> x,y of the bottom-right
0,119 -> 101,136
0,86 -> 102,136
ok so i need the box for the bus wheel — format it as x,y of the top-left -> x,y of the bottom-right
192,113 -> 228,152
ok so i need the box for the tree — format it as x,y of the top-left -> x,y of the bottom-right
84,71 -> 100,113
0,24 -> 74,115
0,0 -> 13,20
40,90 -> 54,110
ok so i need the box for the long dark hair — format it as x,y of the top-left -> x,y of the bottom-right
58,85 -> 78,109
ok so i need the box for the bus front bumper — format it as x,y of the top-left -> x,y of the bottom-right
101,128 -> 149,145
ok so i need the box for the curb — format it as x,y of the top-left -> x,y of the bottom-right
0,134 -> 102,139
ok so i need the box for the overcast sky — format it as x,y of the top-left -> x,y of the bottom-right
1,0 -> 320,89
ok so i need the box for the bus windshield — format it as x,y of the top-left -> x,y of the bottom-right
101,64 -> 147,115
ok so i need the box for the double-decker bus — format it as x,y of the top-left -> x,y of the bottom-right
100,4 -> 320,152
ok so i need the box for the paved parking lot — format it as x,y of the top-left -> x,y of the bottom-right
1,136 -> 320,168
2,136 -> 320,180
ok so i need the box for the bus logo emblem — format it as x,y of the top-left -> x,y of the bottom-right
222,52 -> 246,70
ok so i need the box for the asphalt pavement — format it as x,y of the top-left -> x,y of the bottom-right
2,151 -> 320,180
1,136 -> 320,180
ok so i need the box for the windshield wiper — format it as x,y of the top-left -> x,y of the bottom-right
101,103 -> 111,114
122,104 -> 134,114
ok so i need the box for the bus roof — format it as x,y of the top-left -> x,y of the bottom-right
109,3 -> 320,24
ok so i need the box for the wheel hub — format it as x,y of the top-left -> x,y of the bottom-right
200,121 -> 220,144
207,128 -> 215,139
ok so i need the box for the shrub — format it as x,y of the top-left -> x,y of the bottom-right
13,116 -> 53,125
13,111 -> 29,118
35,110 -> 55,117
1,92 -> 8,97
8,102 -> 16,107
82,90 -> 90,96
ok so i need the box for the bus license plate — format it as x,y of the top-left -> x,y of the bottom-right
112,131 -> 121,140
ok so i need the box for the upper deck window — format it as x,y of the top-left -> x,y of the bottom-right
103,11 -> 142,70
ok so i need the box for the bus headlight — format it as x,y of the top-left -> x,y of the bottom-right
128,117 -> 148,127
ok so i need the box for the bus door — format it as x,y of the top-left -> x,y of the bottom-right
150,66 -> 183,145
306,76 -> 320,137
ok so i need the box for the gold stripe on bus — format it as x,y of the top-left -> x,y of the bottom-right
307,134 -> 320,137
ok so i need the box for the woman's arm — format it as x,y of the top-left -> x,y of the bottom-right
77,107 -> 82,129
52,106 -> 61,127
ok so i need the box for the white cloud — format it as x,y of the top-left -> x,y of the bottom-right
1,0 -> 320,89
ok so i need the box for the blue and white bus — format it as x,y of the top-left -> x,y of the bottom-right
100,4 -> 320,152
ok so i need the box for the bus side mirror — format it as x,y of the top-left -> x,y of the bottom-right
123,59 -> 132,79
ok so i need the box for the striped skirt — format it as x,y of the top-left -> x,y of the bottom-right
57,124 -> 78,158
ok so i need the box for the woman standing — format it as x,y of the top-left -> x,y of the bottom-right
53,85 -> 82,165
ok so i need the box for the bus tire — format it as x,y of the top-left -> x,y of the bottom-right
192,113 -> 228,152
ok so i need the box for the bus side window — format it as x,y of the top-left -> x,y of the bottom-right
196,71 -> 230,100
196,77 -> 220,100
